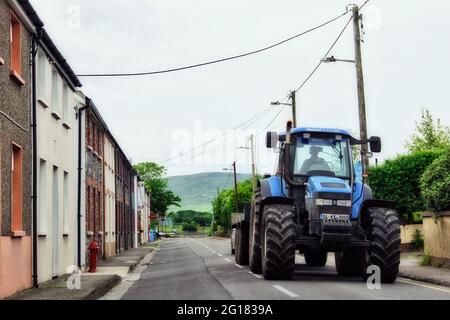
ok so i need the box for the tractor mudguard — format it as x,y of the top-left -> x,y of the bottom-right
358,199 -> 397,228
260,176 -> 287,199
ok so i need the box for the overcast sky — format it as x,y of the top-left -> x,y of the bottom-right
30,0 -> 450,177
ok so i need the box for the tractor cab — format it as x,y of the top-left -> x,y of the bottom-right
264,124 -> 382,247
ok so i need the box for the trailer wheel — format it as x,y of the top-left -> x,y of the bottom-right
304,250 -> 328,267
235,225 -> 249,265
365,207 -> 401,283
261,205 -> 296,280
249,189 -> 262,274
335,249 -> 365,276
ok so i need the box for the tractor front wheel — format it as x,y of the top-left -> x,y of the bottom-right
261,205 -> 296,280
365,207 -> 401,283
305,250 -> 328,267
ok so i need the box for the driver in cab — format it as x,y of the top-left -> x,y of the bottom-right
299,145 -> 331,174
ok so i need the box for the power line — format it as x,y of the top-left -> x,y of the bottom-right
77,11 -> 349,78
160,105 -> 277,165
294,15 -> 353,93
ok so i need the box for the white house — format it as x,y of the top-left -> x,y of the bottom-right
35,29 -> 82,281
137,181 -> 151,245
104,133 -> 116,257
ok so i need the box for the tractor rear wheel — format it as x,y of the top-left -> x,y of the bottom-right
261,205 -> 296,280
365,207 -> 401,283
335,249 -> 365,276
304,250 -> 328,267
249,189 -> 262,274
235,225 -> 249,265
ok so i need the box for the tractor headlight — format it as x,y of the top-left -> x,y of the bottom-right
323,199 -> 333,206
315,199 -> 324,206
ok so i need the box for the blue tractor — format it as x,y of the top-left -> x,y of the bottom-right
233,122 -> 401,282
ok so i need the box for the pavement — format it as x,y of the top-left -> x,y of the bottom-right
8,244 -> 158,300
398,251 -> 450,288
120,237 -> 450,300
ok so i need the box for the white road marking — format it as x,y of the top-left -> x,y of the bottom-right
248,271 -> 263,279
224,258 -> 232,262
217,254 -> 223,257
397,278 -> 450,294
234,264 -> 244,269
212,250 -> 217,253
272,285 -> 299,298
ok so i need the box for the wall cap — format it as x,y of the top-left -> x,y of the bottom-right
423,211 -> 450,218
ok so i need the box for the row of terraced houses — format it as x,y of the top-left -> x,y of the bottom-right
0,0 -> 152,298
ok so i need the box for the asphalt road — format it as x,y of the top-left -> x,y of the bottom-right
121,237 -> 450,300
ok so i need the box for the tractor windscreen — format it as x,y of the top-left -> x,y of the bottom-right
293,136 -> 352,178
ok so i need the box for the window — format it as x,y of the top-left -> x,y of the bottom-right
38,159 -> 48,234
52,166 -> 59,237
37,51 -> 48,105
62,84 -> 69,123
51,68 -> 61,118
63,171 -> 69,235
11,144 -> 23,233
10,11 -> 23,83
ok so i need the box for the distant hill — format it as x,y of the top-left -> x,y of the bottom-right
167,172 -> 252,213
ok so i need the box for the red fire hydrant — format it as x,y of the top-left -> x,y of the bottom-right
88,239 -> 100,273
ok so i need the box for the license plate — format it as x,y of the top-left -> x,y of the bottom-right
320,213 -> 350,221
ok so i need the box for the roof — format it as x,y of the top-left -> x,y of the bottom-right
280,127 -> 353,138
18,0 -> 82,88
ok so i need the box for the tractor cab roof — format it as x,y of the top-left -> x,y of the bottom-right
279,127 -> 353,139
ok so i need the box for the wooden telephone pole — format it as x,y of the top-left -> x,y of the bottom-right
232,161 -> 239,213
291,91 -> 297,128
250,135 -> 257,194
352,5 -> 369,175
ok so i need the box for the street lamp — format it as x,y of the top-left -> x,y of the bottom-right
321,55 -> 356,64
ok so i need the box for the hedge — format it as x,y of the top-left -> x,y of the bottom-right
420,149 -> 450,212
367,149 -> 445,220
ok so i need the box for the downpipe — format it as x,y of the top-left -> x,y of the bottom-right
77,103 -> 88,268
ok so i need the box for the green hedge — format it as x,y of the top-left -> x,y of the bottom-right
368,149 -> 445,220
420,149 -> 450,212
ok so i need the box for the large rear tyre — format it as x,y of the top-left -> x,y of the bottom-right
249,189 -> 262,274
304,250 -> 328,267
235,225 -> 249,265
261,205 -> 296,280
335,249 -> 365,276
365,207 -> 401,283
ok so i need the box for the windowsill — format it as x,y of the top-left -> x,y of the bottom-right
0,56 -> 4,65
38,233 -> 47,238
63,233 -> 70,238
62,121 -> 71,130
51,111 -> 61,120
10,69 -> 25,86
11,230 -> 26,238
38,99 -> 50,109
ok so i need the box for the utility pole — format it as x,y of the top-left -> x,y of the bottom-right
250,135 -> 257,194
232,161 -> 239,213
290,91 -> 297,128
352,5 -> 369,175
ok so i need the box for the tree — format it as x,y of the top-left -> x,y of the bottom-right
134,162 -> 181,216
406,109 -> 450,153
420,149 -> 450,213
169,210 -> 212,227
212,178 -> 254,232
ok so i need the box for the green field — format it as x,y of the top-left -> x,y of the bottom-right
167,172 -> 251,213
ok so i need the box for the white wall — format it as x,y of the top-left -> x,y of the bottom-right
36,46 -> 80,282
104,135 -> 116,257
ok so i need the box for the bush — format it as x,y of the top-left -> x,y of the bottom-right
368,149 -> 445,221
411,229 -> 424,250
182,221 -> 198,232
420,149 -> 450,212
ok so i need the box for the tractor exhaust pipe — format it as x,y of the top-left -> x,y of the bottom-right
285,121 -> 293,144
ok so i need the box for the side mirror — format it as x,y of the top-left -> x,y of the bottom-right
369,136 -> 381,153
266,131 -> 279,148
